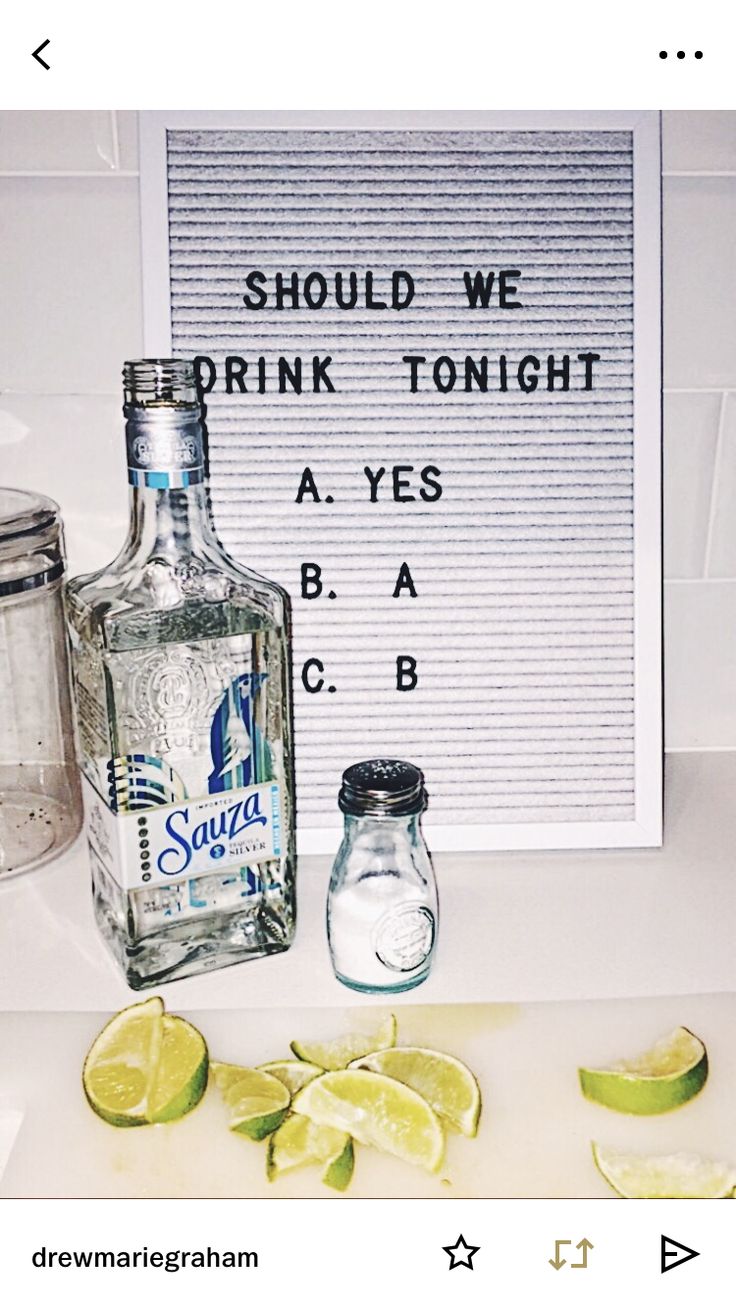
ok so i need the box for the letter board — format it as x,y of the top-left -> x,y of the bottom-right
139,111 -> 662,853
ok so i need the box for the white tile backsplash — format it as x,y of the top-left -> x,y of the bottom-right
705,394 -> 736,577
2,110 -> 736,747
0,177 -> 143,394
115,113 -> 139,171
664,176 -> 736,390
665,581 -> 736,748
663,111 -> 736,173
1,394 -> 128,576
664,392 -> 721,578
0,111 -> 118,173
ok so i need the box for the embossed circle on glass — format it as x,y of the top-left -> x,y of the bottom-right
0,489 -> 82,878
374,903 -> 436,973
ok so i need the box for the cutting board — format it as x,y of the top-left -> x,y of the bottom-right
2,994 -> 735,1198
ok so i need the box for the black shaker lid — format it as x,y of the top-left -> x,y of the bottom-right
338,759 -> 427,817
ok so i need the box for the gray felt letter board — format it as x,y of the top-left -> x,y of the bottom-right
139,111 -> 662,853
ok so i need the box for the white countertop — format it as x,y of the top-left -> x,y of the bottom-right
0,751 -> 734,1011
3,993 -> 735,1197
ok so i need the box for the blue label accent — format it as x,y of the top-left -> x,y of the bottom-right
243,868 -> 262,895
108,754 -> 188,813
208,673 -> 268,794
127,467 -> 205,490
271,783 -> 282,857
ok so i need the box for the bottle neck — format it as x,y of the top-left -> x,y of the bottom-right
124,405 -> 215,560
339,811 -> 431,881
343,813 -> 421,841
125,482 -> 215,560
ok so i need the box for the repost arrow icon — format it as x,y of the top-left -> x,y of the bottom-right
32,39 -> 51,70
571,1238 -> 594,1268
549,1239 -> 570,1269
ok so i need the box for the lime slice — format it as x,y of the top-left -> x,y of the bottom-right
148,1016 -> 208,1123
257,1060 -> 324,1095
291,1015 -> 397,1070
349,1047 -> 481,1138
593,1142 -> 736,1198
266,1113 -> 354,1190
83,997 -> 164,1127
578,1027 -> 708,1114
292,1069 -> 444,1172
211,1062 -> 290,1139
83,997 -> 207,1127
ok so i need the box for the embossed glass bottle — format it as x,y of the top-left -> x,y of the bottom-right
327,759 -> 438,993
66,359 -> 295,989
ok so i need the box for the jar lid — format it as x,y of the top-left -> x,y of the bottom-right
0,488 -> 65,598
338,759 -> 427,817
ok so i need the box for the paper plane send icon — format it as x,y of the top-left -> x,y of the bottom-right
661,1235 -> 700,1274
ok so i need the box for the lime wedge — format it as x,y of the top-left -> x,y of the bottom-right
579,1027 -> 708,1114
83,997 -> 207,1127
292,1069 -> 444,1172
593,1142 -> 736,1198
350,1047 -> 481,1138
211,1062 -> 290,1139
257,1060 -> 324,1095
323,1138 -> 355,1192
83,997 -> 164,1126
148,1016 -> 208,1123
266,1113 -> 354,1190
291,1014 -> 397,1070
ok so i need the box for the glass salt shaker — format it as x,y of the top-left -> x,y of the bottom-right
327,759 -> 438,993
0,489 -> 82,878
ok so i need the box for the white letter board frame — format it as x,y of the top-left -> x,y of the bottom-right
139,110 -> 662,854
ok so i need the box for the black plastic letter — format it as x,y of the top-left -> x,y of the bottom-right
396,655 -> 418,691
301,563 -> 323,599
301,659 -> 325,693
296,467 -> 321,503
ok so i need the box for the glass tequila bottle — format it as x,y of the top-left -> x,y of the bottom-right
66,359 -> 295,989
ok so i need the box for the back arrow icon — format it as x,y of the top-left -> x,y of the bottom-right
32,39 -> 51,70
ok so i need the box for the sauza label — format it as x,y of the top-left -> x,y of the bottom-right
82,774 -> 282,891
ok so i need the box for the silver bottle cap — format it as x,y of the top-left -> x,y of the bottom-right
123,358 -> 199,409
123,359 -> 205,488
338,759 -> 427,817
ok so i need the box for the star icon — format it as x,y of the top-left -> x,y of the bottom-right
443,1234 -> 480,1270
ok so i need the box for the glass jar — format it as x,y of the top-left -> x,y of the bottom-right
327,759 -> 439,993
0,489 -> 82,878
